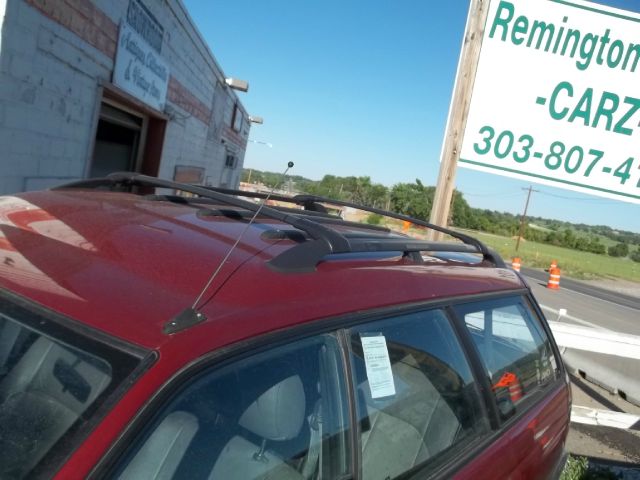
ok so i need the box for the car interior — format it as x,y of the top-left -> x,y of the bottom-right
0,316 -> 112,479
116,338 -> 339,480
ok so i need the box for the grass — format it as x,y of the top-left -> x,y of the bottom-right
353,217 -> 640,283
460,229 -> 640,282
560,455 -> 621,480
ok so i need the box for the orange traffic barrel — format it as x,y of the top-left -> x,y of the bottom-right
402,220 -> 411,232
547,267 -> 561,289
511,257 -> 521,272
550,259 -> 558,270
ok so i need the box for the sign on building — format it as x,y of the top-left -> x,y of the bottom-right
113,21 -> 170,111
459,0 -> 640,204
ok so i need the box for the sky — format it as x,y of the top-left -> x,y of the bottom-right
183,0 -> 640,233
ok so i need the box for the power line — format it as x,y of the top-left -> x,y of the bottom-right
535,190 -> 619,203
463,191 -> 522,198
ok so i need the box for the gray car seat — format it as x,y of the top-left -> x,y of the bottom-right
117,410 -> 199,480
209,374 -> 306,480
359,355 -> 461,480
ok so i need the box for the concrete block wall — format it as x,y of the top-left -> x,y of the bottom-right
0,0 -> 249,195
0,0 -> 111,193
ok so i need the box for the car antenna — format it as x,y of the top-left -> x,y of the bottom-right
164,161 -> 295,334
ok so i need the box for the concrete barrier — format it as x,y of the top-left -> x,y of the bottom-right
548,321 -> 640,407
548,321 -> 640,360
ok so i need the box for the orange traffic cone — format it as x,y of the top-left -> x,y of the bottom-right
511,257 -> 521,272
508,378 -> 523,402
547,267 -> 561,289
402,221 -> 411,232
493,372 -> 523,402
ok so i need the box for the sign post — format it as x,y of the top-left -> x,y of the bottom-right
429,0 -> 489,240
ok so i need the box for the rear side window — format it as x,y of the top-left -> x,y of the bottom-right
349,309 -> 490,480
0,305 -> 142,479
453,297 -> 559,421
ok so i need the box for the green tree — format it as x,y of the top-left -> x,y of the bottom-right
389,180 -> 434,220
608,242 -> 629,257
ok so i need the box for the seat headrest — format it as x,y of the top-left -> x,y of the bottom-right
239,375 -> 305,441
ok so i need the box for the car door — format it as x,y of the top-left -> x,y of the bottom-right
450,295 -> 570,480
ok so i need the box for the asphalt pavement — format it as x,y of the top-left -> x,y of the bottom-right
522,267 -> 640,312
523,268 -> 639,335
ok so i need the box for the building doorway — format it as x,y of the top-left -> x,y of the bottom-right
90,103 -> 144,178
89,88 -> 167,179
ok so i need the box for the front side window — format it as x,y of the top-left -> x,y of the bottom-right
0,303 -> 142,479
453,296 -> 559,421
113,334 -> 351,480
349,309 -> 490,480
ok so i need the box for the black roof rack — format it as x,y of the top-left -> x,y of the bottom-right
54,172 -> 505,272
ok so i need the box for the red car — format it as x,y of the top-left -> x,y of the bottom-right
0,173 -> 570,479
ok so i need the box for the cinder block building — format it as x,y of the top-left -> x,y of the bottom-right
0,0 -> 251,194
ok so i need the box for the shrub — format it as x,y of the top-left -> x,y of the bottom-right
365,213 -> 383,225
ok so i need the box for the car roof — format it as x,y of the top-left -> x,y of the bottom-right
0,187 -> 525,355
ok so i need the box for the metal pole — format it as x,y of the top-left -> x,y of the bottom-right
515,186 -> 538,251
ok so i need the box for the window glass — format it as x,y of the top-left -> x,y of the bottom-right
0,308 -> 140,479
113,334 -> 351,480
232,104 -> 243,132
453,297 -> 559,421
349,309 -> 489,480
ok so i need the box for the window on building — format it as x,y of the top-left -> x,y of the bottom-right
225,155 -> 236,168
231,104 -> 243,132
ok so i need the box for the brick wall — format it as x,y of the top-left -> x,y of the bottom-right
0,0 -> 249,194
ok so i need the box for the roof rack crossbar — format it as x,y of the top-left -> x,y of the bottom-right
55,173 -> 505,272
142,194 -> 342,221
267,238 -> 482,272
195,187 -> 496,262
54,173 -> 352,253
292,193 -> 489,252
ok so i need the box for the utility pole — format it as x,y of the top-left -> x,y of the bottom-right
428,0 -> 489,241
515,186 -> 539,251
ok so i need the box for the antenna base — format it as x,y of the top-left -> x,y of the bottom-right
164,308 -> 207,334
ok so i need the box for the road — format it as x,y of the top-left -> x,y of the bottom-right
522,267 -> 640,312
523,268 -> 640,335
522,269 -> 640,467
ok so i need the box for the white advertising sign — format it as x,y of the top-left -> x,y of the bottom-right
113,22 -> 169,111
459,0 -> 640,204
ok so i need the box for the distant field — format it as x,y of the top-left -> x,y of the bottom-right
355,216 -> 640,283
458,229 -> 640,283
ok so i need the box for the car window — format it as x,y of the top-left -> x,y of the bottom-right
0,307 -> 142,480
348,309 -> 490,480
453,296 -> 559,421
112,334 -> 351,480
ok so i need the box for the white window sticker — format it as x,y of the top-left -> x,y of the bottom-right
360,334 -> 396,398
